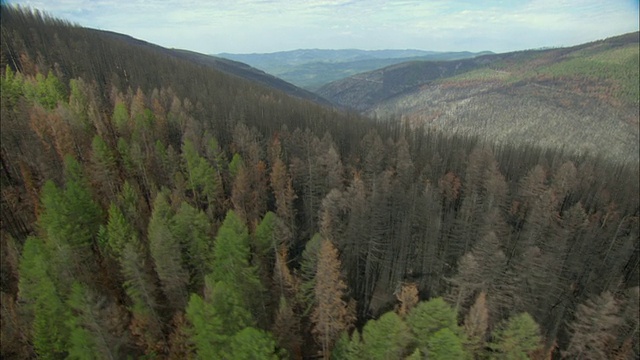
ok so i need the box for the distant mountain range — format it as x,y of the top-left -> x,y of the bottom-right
216,49 -> 492,90
317,32 -> 640,163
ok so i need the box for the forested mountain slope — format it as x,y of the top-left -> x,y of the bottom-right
319,32 -> 640,163
217,49 -> 492,90
1,10 -> 328,106
1,6 -> 639,360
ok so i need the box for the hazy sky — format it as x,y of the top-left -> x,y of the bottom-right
6,0 -> 640,54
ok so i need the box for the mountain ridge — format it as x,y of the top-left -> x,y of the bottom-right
86,29 -> 332,105
317,32 -> 640,163
216,49 -> 493,90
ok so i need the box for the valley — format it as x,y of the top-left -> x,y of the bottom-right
217,49 -> 492,90
318,32 -> 640,163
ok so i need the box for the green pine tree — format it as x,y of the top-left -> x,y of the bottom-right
18,237 -> 69,359
489,312 -> 541,360
148,191 -> 189,310
361,311 -> 411,360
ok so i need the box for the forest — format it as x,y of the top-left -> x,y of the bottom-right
1,6 -> 639,360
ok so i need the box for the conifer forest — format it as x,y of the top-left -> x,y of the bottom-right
0,6 -> 638,360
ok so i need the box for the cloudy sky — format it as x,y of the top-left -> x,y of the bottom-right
5,0 -> 639,54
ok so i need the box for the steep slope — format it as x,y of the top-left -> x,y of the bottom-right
0,11 -> 328,106
90,30 -> 332,105
217,49 -> 491,90
319,32 -> 640,162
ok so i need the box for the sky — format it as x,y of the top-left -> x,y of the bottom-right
4,0 -> 640,54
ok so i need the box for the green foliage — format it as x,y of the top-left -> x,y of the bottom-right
489,313 -> 541,360
148,192 -> 189,310
205,136 -> 226,173
18,237 -> 50,314
112,101 -> 129,134
117,181 -> 141,222
120,242 -> 159,320
116,138 -> 135,174
229,327 -> 278,360
39,157 -> 102,250
181,140 -> 221,207
254,211 -> 278,256
185,293 -> 225,359
1,65 -> 23,107
18,237 -> 69,359
206,279 -> 253,335
66,282 -> 102,360
332,331 -> 363,360
228,152 -> 244,179
405,348 -> 423,360
23,71 -> 66,109
104,203 -> 137,256
186,279 -> 259,359
299,233 -> 323,312
361,311 -> 411,360
171,201 -> 213,289
406,297 -> 459,347
68,78 -> 92,130
62,156 -> 103,246
91,135 -> 116,171
426,328 -> 467,360
209,211 -> 260,295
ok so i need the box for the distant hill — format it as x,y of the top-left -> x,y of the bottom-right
318,32 -> 640,163
217,49 -> 492,90
87,31 -> 331,105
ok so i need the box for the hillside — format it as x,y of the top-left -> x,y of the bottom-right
1,6 -> 639,360
318,32 -> 640,163
217,49 -> 491,90
0,12 -> 328,106
94,30 -> 332,105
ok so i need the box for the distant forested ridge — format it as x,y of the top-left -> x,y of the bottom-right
216,49 -> 492,90
318,32 -> 640,164
1,6 -> 638,360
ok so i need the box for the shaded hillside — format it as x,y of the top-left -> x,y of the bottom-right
0,12 -> 328,106
1,6 -> 638,360
319,32 -> 640,163
217,49 -> 491,90
168,49 -> 330,105
92,30 -> 331,105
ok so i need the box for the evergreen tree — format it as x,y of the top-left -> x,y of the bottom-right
361,311 -> 411,360
181,139 -> 222,213
229,327 -> 278,360
185,293 -> 224,359
489,312 -> 541,360
299,233 -> 323,313
18,237 -> 69,359
171,201 -> 213,291
209,210 -> 263,315
426,328 -> 467,360
332,331 -> 363,360
407,297 -> 459,348
90,135 -> 119,203
103,203 -> 136,256
65,282 -> 119,360
148,191 -> 188,310
119,242 -> 164,352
